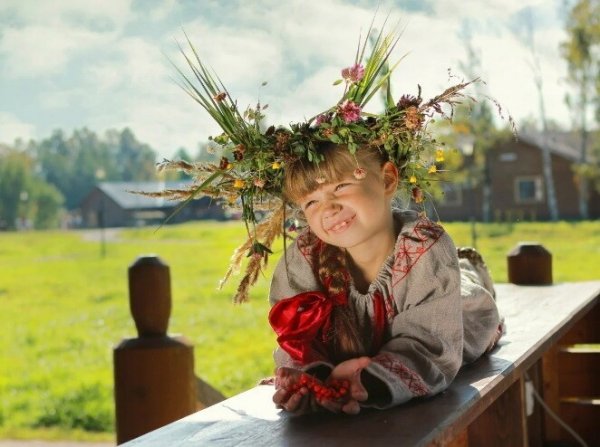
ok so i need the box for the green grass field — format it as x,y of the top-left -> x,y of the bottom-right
1,220 -> 598,441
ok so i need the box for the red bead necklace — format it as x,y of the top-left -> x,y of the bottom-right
287,373 -> 351,401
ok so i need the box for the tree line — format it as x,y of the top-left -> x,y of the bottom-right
0,127 -> 202,230
1,0 -> 598,229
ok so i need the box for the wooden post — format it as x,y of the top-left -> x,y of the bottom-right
467,378 -> 528,446
507,242 -> 552,285
114,256 -> 197,445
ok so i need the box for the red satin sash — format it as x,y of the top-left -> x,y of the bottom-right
269,291 -> 341,363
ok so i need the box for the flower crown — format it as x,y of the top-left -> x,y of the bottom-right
142,27 -> 477,302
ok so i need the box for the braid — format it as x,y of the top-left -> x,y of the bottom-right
317,243 -> 365,362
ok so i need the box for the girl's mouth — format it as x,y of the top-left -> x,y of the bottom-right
327,215 -> 355,233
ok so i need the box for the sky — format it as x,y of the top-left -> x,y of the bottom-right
0,0 -> 574,159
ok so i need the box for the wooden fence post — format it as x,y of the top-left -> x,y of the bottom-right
113,256 -> 197,445
507,242 -> 552,285
507,242 -> 552,447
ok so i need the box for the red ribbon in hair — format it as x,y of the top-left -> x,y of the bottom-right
269,290 -> 346,363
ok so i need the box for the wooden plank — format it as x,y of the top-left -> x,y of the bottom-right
542,344 -> 561,442
526,362 -> 544,447
557,351 -> 600,396
120,281 -> 600,447
542,299 -> 599,446
467,377 -> 527,447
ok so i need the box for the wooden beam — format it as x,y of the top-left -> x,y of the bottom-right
467,377 -> 527,447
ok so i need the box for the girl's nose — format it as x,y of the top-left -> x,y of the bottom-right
322,200 -> 341,219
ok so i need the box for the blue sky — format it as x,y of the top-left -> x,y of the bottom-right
0,0 -> 571,159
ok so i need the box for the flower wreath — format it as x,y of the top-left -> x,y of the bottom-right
138,25 -> 480,303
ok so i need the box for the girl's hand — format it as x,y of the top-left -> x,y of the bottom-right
318,356 -> 371,415
272,367 -> 317,415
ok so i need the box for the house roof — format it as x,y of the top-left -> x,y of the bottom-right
96,181 -> 194,210
517,130 -> 598,162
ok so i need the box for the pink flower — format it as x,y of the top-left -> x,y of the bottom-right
315,114 -> 331,126
353,167 -> 367,180
341,64 -> 365,83
338,100 -> 361,123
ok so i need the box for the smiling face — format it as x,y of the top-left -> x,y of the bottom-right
285,145 -> 399,257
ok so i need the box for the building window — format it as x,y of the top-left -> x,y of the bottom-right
499,152 -> 517,162
515,176 -> 544,204
440,183 -> 462,206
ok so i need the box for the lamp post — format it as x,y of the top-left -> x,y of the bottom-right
95,169 -> 107,258
457,135 -> 478,250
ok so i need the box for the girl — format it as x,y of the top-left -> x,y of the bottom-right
268,142 -> 502,415
149,24 -> 508,416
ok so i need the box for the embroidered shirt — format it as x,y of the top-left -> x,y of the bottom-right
269,209 -> 500,409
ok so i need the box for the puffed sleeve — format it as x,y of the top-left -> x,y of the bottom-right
361,226 -> 464,409
268,235 -> 335,377
459,258 -> 501,363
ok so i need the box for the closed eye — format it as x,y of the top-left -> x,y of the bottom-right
335,183 -> 351,191
303,200 -> 317,210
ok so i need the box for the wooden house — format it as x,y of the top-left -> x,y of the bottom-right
80,181 -> 226,228
435,131 -> 600,221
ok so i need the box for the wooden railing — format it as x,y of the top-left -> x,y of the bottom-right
113,256 -> 224,445
114,245 -> 599,446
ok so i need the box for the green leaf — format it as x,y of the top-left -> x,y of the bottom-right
333,79 -> 344,86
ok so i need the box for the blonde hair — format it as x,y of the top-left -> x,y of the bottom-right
284,143 -> 395,361
283,143 -> 389,205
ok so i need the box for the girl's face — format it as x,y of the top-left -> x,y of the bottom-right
297,161 -> 398,254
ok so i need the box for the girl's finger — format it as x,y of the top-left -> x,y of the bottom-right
317,397 -> 343,414
350,371 -> 368,401
272,388 -> 291,406
341,399 -> 361,415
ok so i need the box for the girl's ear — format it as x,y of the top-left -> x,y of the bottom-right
382,161 -> 399,196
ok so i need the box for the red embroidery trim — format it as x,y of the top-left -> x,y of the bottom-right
382,218 -> 444,321
372,353 -> 429,397
296,217 -> 445,324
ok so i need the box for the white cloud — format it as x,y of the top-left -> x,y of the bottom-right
0,0 -> 578,159
0,112 -> 36,144
0,0 -> 134,29
0,24 -> 113,77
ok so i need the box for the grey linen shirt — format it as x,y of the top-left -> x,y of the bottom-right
269,209 -> 500,409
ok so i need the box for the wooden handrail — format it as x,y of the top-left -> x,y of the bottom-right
114,245 -> 599,446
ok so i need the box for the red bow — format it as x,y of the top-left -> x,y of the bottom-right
269,291 -> 345,363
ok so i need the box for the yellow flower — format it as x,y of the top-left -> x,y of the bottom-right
233,179 -> 245,189
226,163 -> 233,170
435,149 -> 445,162
272,162 -> 281,170
428,165 -> 437,174
409,175 -> 417,184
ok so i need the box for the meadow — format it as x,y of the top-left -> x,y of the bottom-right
0,219 -> 599,441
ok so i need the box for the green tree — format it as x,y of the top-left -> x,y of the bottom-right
31,180 -> 65,229
0,145 -> 64,230
33,127 -> 159,210
0,147 -> 30,229
107,128 -> 157,182
560,0 -> 600,219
